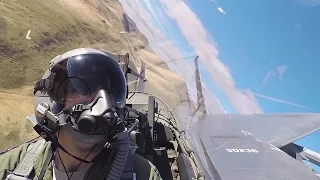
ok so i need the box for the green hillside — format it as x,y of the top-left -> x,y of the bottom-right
0,0 -> 146,89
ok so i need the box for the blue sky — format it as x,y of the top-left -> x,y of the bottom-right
129,0 -> 320,173
183,0 -> 320,171
184,0 -> 320,113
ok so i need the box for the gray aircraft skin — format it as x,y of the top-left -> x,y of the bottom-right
178,111 -> 320,180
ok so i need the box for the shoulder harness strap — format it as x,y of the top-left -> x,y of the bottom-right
5,139 -> 49,180
119,146 -> 137,180
6,140 -> 136,180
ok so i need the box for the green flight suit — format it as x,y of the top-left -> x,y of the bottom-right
0,139 -> 162,180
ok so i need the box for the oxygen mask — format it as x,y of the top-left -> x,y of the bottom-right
54,76 -> 119,136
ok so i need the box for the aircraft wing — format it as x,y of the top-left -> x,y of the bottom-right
175,110 -> 320,180
196,113 -> 320,148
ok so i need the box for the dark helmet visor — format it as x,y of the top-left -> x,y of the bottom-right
49,53 -> 127,109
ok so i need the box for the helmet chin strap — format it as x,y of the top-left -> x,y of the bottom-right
55,127 -> 107,164
56,142 -> 93,164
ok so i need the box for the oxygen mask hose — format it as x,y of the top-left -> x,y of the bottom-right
106,130 -> 130,180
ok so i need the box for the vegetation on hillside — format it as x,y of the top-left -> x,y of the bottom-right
0,0 -> 147,89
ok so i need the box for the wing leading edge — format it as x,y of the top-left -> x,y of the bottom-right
196,113 -> 320,148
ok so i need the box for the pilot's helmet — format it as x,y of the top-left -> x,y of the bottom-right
33,48 -> 127,131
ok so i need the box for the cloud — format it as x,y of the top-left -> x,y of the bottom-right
159,0 -> 263,114
238,89 -> 316,112
142,0 -> 158,19
118,0 -> 268,114
118,0 -> 227,113
261,65 -> 287,87
120,0 -> 316,115
141,0 -> 169,34
201,82 -> 228,114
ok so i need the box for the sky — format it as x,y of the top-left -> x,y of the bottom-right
118,0 -> 320,173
